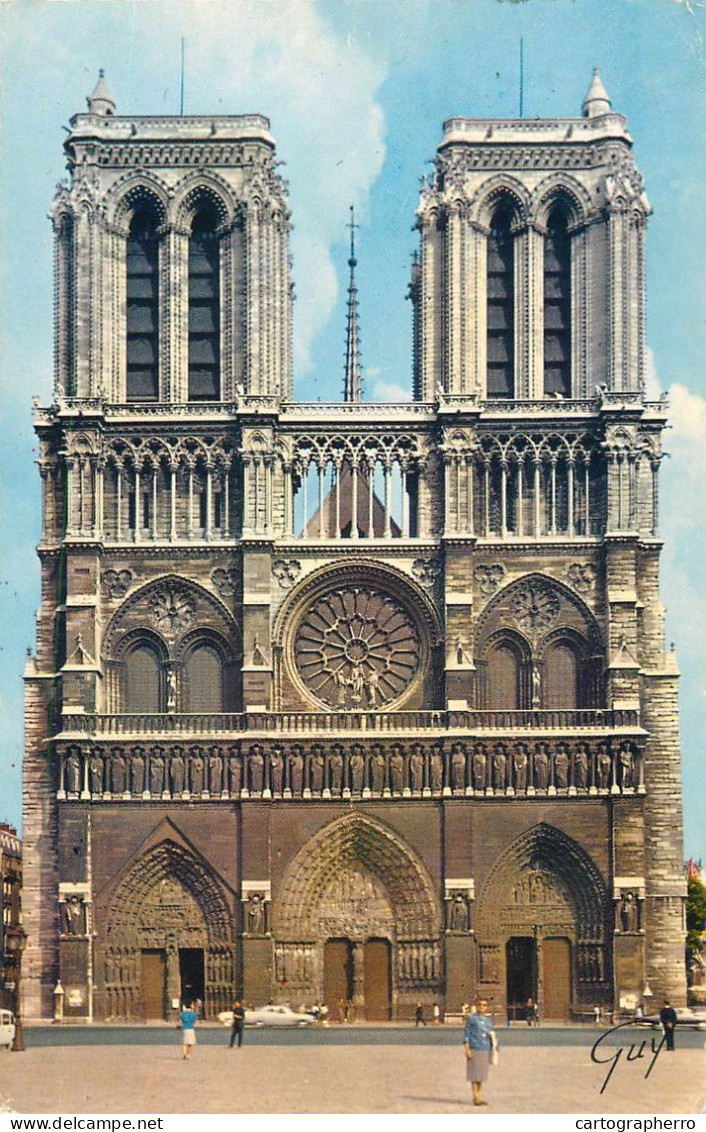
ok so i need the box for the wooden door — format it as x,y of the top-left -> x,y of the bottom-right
542,937 -> 571,1020
364,939 -> 391,1021
323,939 -> 352,1016
141,949 -> 166,1020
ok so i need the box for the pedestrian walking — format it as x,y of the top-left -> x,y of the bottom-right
179,1001 -> 198,1060
463,996 -> 497,1107
660,1000 -> 678,1051
229,999 -> 245,1048
415,1002 -> 426,1027
433,1002 -> 440,1025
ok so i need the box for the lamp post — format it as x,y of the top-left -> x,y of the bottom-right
5,924 -> 27,1052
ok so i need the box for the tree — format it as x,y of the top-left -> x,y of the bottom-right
686,876 -> 706,952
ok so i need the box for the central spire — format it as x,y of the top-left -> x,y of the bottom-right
343,205 -> 362,402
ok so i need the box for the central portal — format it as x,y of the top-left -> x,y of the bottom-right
322,936 -> 392,1020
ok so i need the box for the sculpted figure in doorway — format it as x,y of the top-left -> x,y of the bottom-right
62,895 -> 85,936
248,894 -> 266,936
450,894 -> 469,932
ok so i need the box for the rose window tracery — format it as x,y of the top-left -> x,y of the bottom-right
510,581 -> 560,633
294,586 -> 421,709
148,585 -> 196,636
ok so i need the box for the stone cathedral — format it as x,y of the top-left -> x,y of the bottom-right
23,70 -> 686,1023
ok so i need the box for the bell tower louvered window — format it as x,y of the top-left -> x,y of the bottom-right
188,209 -> 221,401
487,207 -> 515,398
126,210 -> 160,401
544,207 -> 572,397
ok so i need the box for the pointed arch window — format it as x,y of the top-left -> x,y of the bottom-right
487,206 -> 515,398
183,642 -> 224,713
124,640 -> 163,713
544,206 -> 572,397
126,210 -> 160,401
188,208 -> 221,401
487,640 -> 525,710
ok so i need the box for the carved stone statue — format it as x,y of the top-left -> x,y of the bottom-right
66,749 -> 81,794
389,747 -> 405,794
269,747 -> 284,794
130,749 -> 145,795
289,748 -> 304,795
450,894 -> 468,932
111,751 -> 127,794
228,749 -> 242,794
208,749 -> 223,794
596,743 -> 611,789
309,747 -> 325,794
409,748 -> 424,793
150,749 -> 165,795
620,891 -> 638,933
349,748 -> 365,793
618,743 -> 634,788
533,744 -> 550,790
451,744 -> 466,792
370,748 -> 386,794
248,894 -> 266,935
430,746 -> 443,793
492,746 -> 507,791
190,749 -> 205,794
249,746 -> 265,793
554,745 -> 569,790
169,749 -> 185,794
512,746 -> 528,792
574,745 -> 588,790
62,895 -> 85,936
328,749 -> 344,795
89,751 -> 104,794
472,747 -> 487,791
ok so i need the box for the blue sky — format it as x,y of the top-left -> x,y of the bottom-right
0,0 -> 704,861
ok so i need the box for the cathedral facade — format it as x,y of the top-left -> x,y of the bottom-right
23,71 -> 686,1022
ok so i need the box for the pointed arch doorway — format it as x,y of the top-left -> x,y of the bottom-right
274,814 -> 440,1021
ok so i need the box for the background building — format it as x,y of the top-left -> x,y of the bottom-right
23,71 -> 686,1022
1,823 -> 22,1013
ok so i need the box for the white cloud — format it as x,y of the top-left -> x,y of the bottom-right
644,346 -> 662,399
177,0 -> 387,377
370,378 -> 412,402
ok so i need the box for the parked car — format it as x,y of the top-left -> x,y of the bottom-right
218,1004 -> 315,1028
632,1008 -> 706,1032
0,1010 -> 16,1050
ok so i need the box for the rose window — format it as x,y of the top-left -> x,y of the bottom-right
148,585 -> 196,636
294,587 -> 421,709
510,582 -> 560,633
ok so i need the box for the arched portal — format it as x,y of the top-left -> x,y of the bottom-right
475,824 -> 609,1021
101,839 -> 234,1021
273,814 -> 441,1020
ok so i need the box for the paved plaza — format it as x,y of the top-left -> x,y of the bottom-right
0,1039 -> 704,1114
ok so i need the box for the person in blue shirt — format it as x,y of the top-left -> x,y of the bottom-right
179,1002 -> 199,1060
463,997 -> 497,1106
